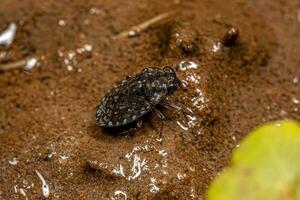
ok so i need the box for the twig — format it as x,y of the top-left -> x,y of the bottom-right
0,57 -> 38,72
212,17 -> 233,28
113,12 -> 176,40
0,59 -> 26,71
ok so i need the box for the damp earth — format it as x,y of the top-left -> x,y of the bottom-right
0,0 -> 300,199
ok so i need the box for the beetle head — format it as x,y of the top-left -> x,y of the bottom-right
163,66 -> 182,94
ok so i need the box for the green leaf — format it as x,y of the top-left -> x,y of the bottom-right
207,120 -> 300,200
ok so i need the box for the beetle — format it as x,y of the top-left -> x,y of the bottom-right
95,66 -> 184,134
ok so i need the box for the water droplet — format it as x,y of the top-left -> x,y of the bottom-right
128,30 -> 137,37
67,65 -> 73,71
8,157 -> 18,165
185,74 -> 201,84
212,41 -> 222,52
292,97 -> 300,104
176,172 -> 186,180
158,149 -> 168,157
111,190 -> 127,200
292,77 -> 298,84
176,120 -> 189,130
0,22 -> 17,47
19,188 -> 28,200
178,61 -> 198,71
127,154 -> 148,181
90,7 -> 101,15
112,164 -> 126,177
149,177 -> 160,193
58,19 -> 66,26
24,57 -> 38,70
59,154 -> 68,160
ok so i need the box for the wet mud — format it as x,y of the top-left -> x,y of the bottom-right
0,0 -> 300,199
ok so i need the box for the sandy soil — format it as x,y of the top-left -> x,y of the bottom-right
0,0 -> 300,199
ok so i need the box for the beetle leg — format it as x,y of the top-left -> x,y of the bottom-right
136,118 -> 143,129
159,101 -> 189,121
154,108 -> 165,139
119,119 -> 143,135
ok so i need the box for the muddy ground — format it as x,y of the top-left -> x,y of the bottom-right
0,0 -> 300,199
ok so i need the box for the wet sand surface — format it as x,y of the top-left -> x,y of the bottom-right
0,0 -> 300,199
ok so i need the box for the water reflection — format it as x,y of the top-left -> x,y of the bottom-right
127,155 -> 148,181
176,60 -> 209,131
111,190 -> 128,200
149,177 -> 159,193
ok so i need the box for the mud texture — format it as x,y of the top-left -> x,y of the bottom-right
0,0 -> 300,199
